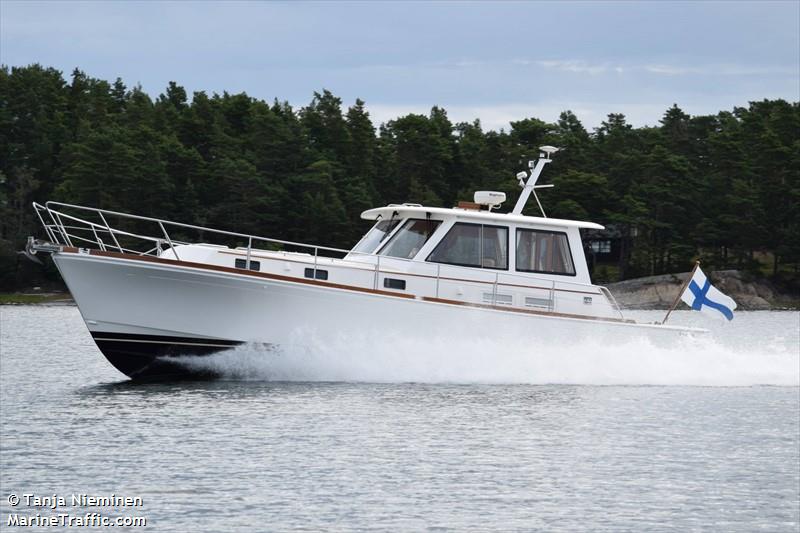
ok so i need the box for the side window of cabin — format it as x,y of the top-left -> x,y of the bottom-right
515,229 -> 575,275
378,219 -> 442,259
427,223 -> 508,269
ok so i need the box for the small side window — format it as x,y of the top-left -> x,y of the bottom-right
304,268 -> 328,280
235,258 -> 260,271
383,278 -> 406,290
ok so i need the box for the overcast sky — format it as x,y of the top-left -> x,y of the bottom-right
2,1 -> 798,130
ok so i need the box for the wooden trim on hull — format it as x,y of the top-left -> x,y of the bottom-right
61,248 -> 634,326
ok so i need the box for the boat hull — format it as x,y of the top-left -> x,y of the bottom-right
52,250 -> 700,380
90,332 -> 242,380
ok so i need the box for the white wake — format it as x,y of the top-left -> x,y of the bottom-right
174,312 -> 800,386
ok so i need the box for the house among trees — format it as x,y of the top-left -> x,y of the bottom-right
582,226 -> 623,268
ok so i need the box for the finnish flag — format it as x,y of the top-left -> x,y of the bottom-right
680,267 -> 737,321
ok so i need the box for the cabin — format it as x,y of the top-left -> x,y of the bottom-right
174,146 -> 624,320
347,204 -> 599,287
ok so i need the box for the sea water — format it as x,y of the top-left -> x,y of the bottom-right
0,306 -> 798,531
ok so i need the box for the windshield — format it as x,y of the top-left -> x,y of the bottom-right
351,218 -> 401,254
378,218 -> 442,259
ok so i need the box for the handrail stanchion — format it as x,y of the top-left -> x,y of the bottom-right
53,212 -> 73,246
42,206 -> 61,244
33,205 -> 57,244
549,280 -> 555,312
374,255 -> 380,290
492,272 -> 499,306
49,211 -> 64,245
246,237 -> 253,270
98,212 -> 122,253
90,225 -> 105,251
435,264 -> 441,298
158,221 -> 179,261
313,246 -> 318,278
601,286 -> 624,319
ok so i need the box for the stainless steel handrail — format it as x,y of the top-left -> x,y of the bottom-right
42,201 -> 353,255
599,286 -> 625,319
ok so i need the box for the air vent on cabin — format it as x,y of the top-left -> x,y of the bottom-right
525,296 -> 552,309
483,293 -> 513,305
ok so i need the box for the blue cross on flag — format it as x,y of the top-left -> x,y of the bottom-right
680,266 -> 737,321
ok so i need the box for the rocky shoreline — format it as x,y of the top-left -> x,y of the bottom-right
606,270 -> 798,310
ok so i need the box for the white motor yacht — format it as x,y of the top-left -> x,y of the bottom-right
27,147 -> 704,379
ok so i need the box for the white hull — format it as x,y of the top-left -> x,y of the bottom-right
54,250 -> 701,379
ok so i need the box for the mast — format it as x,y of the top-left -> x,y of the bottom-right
511,146 -> 559,216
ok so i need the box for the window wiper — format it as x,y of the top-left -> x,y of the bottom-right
379,210 -> 399,243
426,212 -> 433,239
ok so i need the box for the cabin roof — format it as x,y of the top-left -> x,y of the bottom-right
361,205 -> 605,230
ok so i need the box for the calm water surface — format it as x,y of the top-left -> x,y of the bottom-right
1,306 -> 798,531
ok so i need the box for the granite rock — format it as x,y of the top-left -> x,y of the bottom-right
605,270 -> 786,310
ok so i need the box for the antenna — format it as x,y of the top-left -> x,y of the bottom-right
540,146 -> 559,159
511,146 -> 559,216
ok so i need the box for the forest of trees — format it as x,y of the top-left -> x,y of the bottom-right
1,64 -> 798,290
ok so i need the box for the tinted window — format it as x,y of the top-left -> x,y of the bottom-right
481,226 -> 508,269
352,218 -> 401,254
427,223 -> 508,269
235,258 -> 260,271
383,278 -> 406,290
428,223 -> 480,266
304,268 -> 328,280
379,219 -> 441,259
516,229 -> 575,275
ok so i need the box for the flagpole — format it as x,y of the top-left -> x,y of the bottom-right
662,261 -> 700,325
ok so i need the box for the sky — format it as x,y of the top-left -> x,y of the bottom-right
1,0 -> 798,130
